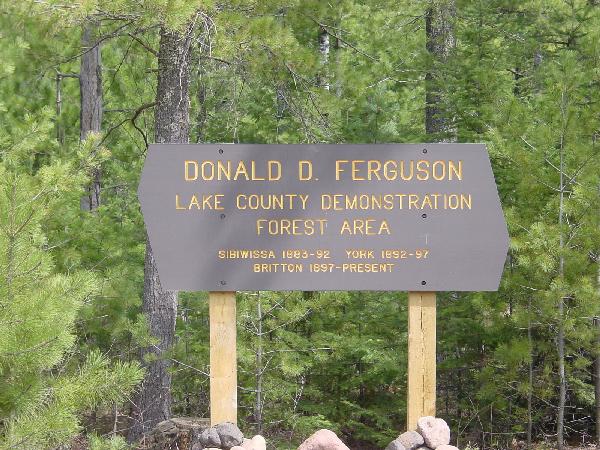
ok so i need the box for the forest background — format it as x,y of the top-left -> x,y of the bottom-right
1,1 -> 600,449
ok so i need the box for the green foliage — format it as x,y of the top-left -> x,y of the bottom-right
0,115 -> 143,448
89,434 -> 129,450
2,0 -> 600,447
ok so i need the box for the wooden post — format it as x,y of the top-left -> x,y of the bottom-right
209,291 -> 237,425
407,291 -> 436,430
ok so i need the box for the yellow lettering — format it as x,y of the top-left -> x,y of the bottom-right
251,160 -> 265,180
184,160 -> 198,181
269,160 -> 282,180
299,160 -> 313,180
175,194 -> 186,209
234,161 -> 249,180
367,160 -> 382,180
432,161 -> 446,180
188,194 -> 200,210
255,219 -> 327,236
201,161 -> 214,180
449,160 -> 462,180
352,160 -> 366,180
217,160 -> 231,180
336,160 -> 349,180
399,160 -> 413,180
383,160 -> 397,179
379,219 -> 390,235
461,193 -> 472,209
416,160 -> 430,180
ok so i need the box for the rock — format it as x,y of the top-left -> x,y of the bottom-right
297,429 -> 350,450
216,422 -> 244,449
231,447 -> 245,450
436,446 -> 459,450
171,417 -> 211,430
241,436 -> 267,450
154,419 -> 178,435
384,438 -> 406,450
143,417 -> 210,449
417,417 -> 450,449
398,431 -> 425,450
250,435 -> 266,450
199,427 -> 222,448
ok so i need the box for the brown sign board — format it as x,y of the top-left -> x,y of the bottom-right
138,144 -> 509,292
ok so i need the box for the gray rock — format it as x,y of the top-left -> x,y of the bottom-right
385,438 -> 406,450
216,421 -> 244,449
191,444 -> 204,450
170,416 -> 210,429
154,419 -> 177,435
398,431 -> 425,450
199,426 -> 221,448
436,446 -> 458,450
417,416 -> 450,449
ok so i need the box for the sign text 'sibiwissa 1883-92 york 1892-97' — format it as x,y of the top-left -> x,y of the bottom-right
138,144 -> 509,292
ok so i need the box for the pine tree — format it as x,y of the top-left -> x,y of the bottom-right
79,18 -> 103,211
0,112 -> 143,449
129,21 -> 195,441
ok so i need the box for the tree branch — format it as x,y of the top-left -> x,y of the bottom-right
100,101 -> 156,146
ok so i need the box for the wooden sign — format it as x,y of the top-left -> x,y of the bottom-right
137,143 -> 509,428
138,144 -> 509,292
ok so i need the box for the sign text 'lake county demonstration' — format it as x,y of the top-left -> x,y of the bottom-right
138,144 -> 509,292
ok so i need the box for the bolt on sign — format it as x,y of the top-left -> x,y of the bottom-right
138,144 -> 509,292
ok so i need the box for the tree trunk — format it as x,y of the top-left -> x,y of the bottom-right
333,27 -> 341,97
303,21 -> 329,300
275,83 -> 287,143
79,21 -> 103,211
595,259 -> 600,446
425,0 -> 456,139
557,273 -> 566,450
56,73 -> 64,145
425,0 -> 455,434
255,293 -> 263,435
595,315 -> 600,447
129,26 -> 192,442
527,296 -> 533,449
195,33 -> 209,143
318,26 -> 330,90
556,89 -> 567,450
196,76 -> 207,143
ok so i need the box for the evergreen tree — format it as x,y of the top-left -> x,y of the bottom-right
0,113 -> 143,448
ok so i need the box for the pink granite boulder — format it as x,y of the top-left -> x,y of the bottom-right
297,429 -> 350,450
436,445 -> 459,450
416,416 -> 450,449
241,435 -> 266,450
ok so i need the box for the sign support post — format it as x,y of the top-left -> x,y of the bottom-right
407,291 -> 436,430
209,291 -> 237,425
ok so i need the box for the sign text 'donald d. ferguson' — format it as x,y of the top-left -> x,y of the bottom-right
138,144 -> 509,292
